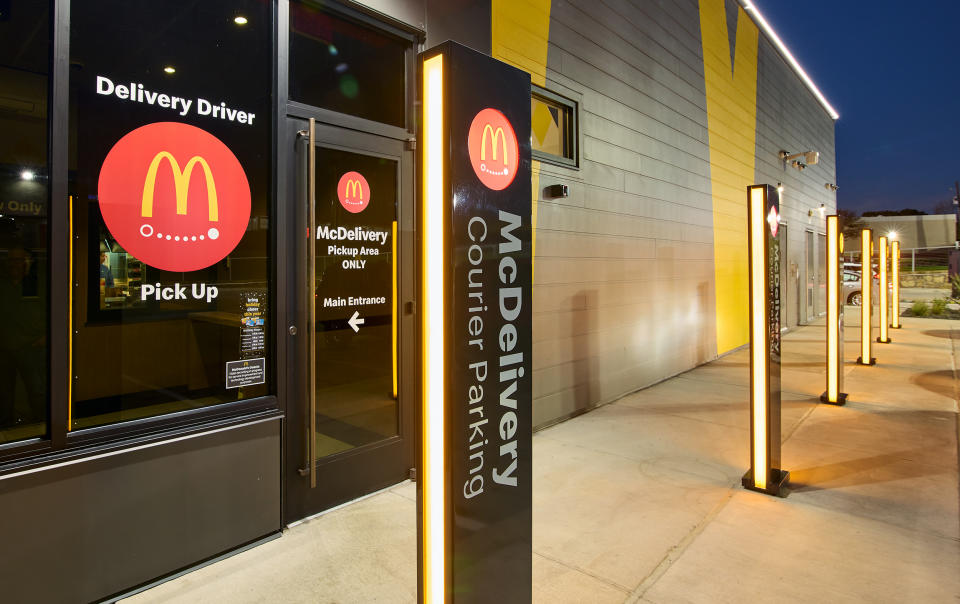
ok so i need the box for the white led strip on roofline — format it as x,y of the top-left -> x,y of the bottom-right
739,0 -> 840,120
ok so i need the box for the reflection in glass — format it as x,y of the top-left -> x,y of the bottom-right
290,1 -> 406,127
531,95 -> 569,158
818,233 -> 827,315
314,149 -> 398,458
531,89 -> 576,165
69,0 -> 272,430
0,2 -> 50,444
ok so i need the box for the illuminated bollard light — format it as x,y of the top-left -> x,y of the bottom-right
820,215 -> 847,405
742,184 -> 789,497
877,236 -> 891,343
857,229 -> 876,365
891,239 -> 901,329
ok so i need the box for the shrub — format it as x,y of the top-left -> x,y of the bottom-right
911,301 -> 930,317
931,298 -> 947,315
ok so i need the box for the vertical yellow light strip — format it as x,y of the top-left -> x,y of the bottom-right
68,196 -> 73,431
392,220 -> 398,399
749,187 -> 767,490
422,53 -> 445,604
892,240 -> 900,328
826,216 -> 839,401
861,230 -> 872,362
878,236 -> 888,342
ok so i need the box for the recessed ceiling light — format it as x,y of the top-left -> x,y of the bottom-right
234,16 -> 248,25
163,66 -> 176,74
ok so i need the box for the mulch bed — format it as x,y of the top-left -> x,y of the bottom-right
901,307 -> 960,320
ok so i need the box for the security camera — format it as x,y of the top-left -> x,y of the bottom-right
780,150 -> 820,167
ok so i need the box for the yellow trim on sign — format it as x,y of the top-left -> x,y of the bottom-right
422,53 -> 445,604
748,187 -> 767,490
878,236 -> 888,342
891,240 -> 900,329
826,216 -> 839,401
392,220 -> 398,399
861,230 -> 872,361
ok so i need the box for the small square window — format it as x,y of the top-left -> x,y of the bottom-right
531,86 -> 578,168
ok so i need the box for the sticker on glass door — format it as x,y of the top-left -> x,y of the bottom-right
337,171 -> 370,213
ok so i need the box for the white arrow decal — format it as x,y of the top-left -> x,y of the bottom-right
348,310 -> 365,333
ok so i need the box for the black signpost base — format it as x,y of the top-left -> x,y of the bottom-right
876,337 -> 892,343
856,356 -> 876,365
819,391 -> 848,406
741,469 -> 790,498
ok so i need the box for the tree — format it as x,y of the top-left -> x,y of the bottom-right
932,199 -> 955,214
837,208 -> 862,240
861,208 -> 927,217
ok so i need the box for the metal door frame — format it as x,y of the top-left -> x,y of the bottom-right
275,0 -> 422,524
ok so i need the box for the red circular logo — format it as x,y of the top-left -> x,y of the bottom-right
337,171 -> 370,213
98,122 -> 251,272
467,108 -> 519,191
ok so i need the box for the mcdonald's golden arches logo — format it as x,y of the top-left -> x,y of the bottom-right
98,122 -> 251,272
142,152 -> 219,221
468,107 -> 519,191
337,171 -> 371,213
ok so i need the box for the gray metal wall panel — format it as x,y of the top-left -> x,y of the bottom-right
0,418 -> 281,604
532,0 -> 837,426
425,0 -> 491,52
753,34 -> 838,327
354,0 -> 426,30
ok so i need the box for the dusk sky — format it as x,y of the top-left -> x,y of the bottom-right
756,0 -> 960,215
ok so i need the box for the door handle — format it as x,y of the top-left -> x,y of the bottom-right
307,118 -> 317,489
296,120 -> 318,488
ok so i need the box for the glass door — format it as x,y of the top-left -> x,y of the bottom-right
817,232 -> 827,316
284,120 -> 414,520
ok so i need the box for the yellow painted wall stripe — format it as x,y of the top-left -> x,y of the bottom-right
492,0 -> 551,282
699,0 -> 760,355
492,0 -> 550,88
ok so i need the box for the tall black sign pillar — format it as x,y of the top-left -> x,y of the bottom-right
418,42 -> 532,603
742,185 -> 789,497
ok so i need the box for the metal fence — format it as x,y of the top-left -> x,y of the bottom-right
845,244 -> 956,273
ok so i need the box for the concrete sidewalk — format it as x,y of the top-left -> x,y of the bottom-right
901,286 -> 951,302
125,316 -> 960,603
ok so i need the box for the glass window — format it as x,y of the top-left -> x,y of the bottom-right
817,233 -> 827,314
313,148 -> 398,458
531,86 -> 577,168
68,0 -> 272,430
289,1 -> 407,127
0,1 -> 50,444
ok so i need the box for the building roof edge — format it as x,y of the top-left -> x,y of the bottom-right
737,0 -> 840,121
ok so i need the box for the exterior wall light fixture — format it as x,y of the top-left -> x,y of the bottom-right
779,150 -> 819,171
